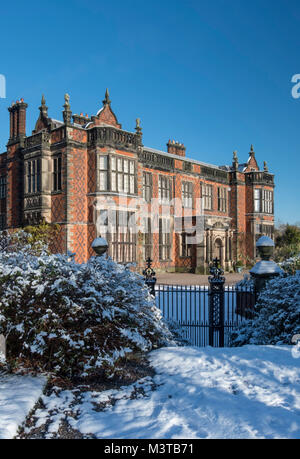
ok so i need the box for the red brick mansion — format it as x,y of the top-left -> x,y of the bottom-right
0,90 -> 275,272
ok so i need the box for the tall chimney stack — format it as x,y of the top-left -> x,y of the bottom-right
8,99 -> 28,141
167,139 -> 186,157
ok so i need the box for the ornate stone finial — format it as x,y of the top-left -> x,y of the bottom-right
91,237 -> 109,257
233,150 -> 238,170
64,93 -> 70,108
256,236 -> 275,261
63,93 -> 72,125
135,118 -> 143,146
135,117 -> 142,134
39,94 -> 48,117
249,144 -> 255,155
263,161 -> 268,172
103,88 -> 111,106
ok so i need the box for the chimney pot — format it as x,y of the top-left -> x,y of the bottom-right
166,139 -> 186,157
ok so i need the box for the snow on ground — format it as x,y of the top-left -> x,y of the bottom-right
0,371 -> 46,439
21,346 -> 300,439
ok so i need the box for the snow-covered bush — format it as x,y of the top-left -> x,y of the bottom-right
164,319 -> 192,346
279,254 -> 300,275
230,273 -> 300,346
0,230 -> 48,255
0,245 -> 174,380
235,274 -> 255,290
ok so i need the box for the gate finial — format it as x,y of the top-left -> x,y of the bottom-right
143,257 -> 157,296
209,258 -> 225,282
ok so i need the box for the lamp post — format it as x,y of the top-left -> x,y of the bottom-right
250,236 -> 283,296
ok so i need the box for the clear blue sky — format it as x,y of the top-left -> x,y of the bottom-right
0,0 -> 299,225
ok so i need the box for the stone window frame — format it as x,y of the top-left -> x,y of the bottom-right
262,189 -> 274,214
202,183 -> 213,210
254,188 -> 273,214
159,175 -> 172,204
182,181 -> 193,208
110,210 -> 136,264
26,158 -> 41,194
255,222 -> 274,239
98,155 -> 108,191
143,216 -> 152,260
255,222 -> 261,234
98,154 -> 137,195
111,155 -> 136,195
180,231 -> 193,258
0,176 -> 7,199
52,155 -> 62,192
143,172 -> 153,203
254,188 -> 261,213
159,217 -> 171,261
217,186 -> 227,212
101,209 -> 137,264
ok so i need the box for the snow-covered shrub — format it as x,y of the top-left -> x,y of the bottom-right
0,246 -> 174,380
235,274 -> 254,290
279,254 -> 300,276
0,229 -> 48,255
164,319 -> 191,346
230,273 -> 300,346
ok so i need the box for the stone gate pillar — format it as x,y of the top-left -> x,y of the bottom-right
250,236 -> 283,296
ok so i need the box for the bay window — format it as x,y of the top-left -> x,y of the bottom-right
99,155 -> 136,194
254,189 -> 273,214
262,190 -> 273,214
26,158 -> 41,194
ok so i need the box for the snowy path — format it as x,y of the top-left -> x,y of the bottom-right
147,346 -> 300,439
25,346 -> 300,439
0,372 -> 46,439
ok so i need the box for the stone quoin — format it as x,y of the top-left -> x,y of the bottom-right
0,90 -> 275,273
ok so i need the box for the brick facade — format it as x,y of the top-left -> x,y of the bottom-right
0,91 -> 275,272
